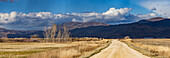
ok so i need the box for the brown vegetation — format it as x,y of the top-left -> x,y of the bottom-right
118,36 -> 132,42
120,39 -> 170,58
0,39 -> 110,58
0,37 -> 104,43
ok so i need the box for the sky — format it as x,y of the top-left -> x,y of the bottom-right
0,0 -> 152,14
0,0 -> 169,30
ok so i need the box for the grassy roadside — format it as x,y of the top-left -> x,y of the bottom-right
85,41 -> 112,58
120,41 -> 154,57
120,39 -> 170,58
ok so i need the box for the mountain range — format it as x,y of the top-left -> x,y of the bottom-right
0,17 -> 170,39
0,22 -> 109,38
71,17 -> 170,38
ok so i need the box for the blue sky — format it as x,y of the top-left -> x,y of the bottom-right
0,0 -> 151,14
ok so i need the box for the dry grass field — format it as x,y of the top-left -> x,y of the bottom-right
0,38 -> 111,58
120,39 -> 170,58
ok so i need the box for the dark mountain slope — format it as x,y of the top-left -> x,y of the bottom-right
0,27 -> 36,37
58,22 -> 109,30
70,19 -> 170,39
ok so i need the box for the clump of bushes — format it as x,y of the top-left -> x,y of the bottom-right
72,37 -> 103,41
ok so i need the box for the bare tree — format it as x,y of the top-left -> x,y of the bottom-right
57,30 -> 61,38
44,24 -> 57,42
44,22 -> 70,42
57,29 -> 61,42
44,27 -> 51,42
4,32 -> 10,38
56,25 -> 70,42
50,24 -> 57,42
43,19 -> 58,42
62,25 -> 70,41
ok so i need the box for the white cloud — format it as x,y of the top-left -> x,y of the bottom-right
138,13 -> 157,19
0,8 -> 157,30
139,0 -> 170,17
103,8 -> 132,15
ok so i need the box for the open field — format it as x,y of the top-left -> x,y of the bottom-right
0,39 -> 111,58
120,39 -> 170,58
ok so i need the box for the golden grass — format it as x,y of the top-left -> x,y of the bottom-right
28,40 -> 109,58
0,39 -> 110,58
28,44 -> 99,58
120,39 -> 170,58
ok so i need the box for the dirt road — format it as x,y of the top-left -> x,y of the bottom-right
91,40 -> 150,58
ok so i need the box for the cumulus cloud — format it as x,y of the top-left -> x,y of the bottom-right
139,0 -> 170,17
0,8 -> 157,30
138,13 -> 157,19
